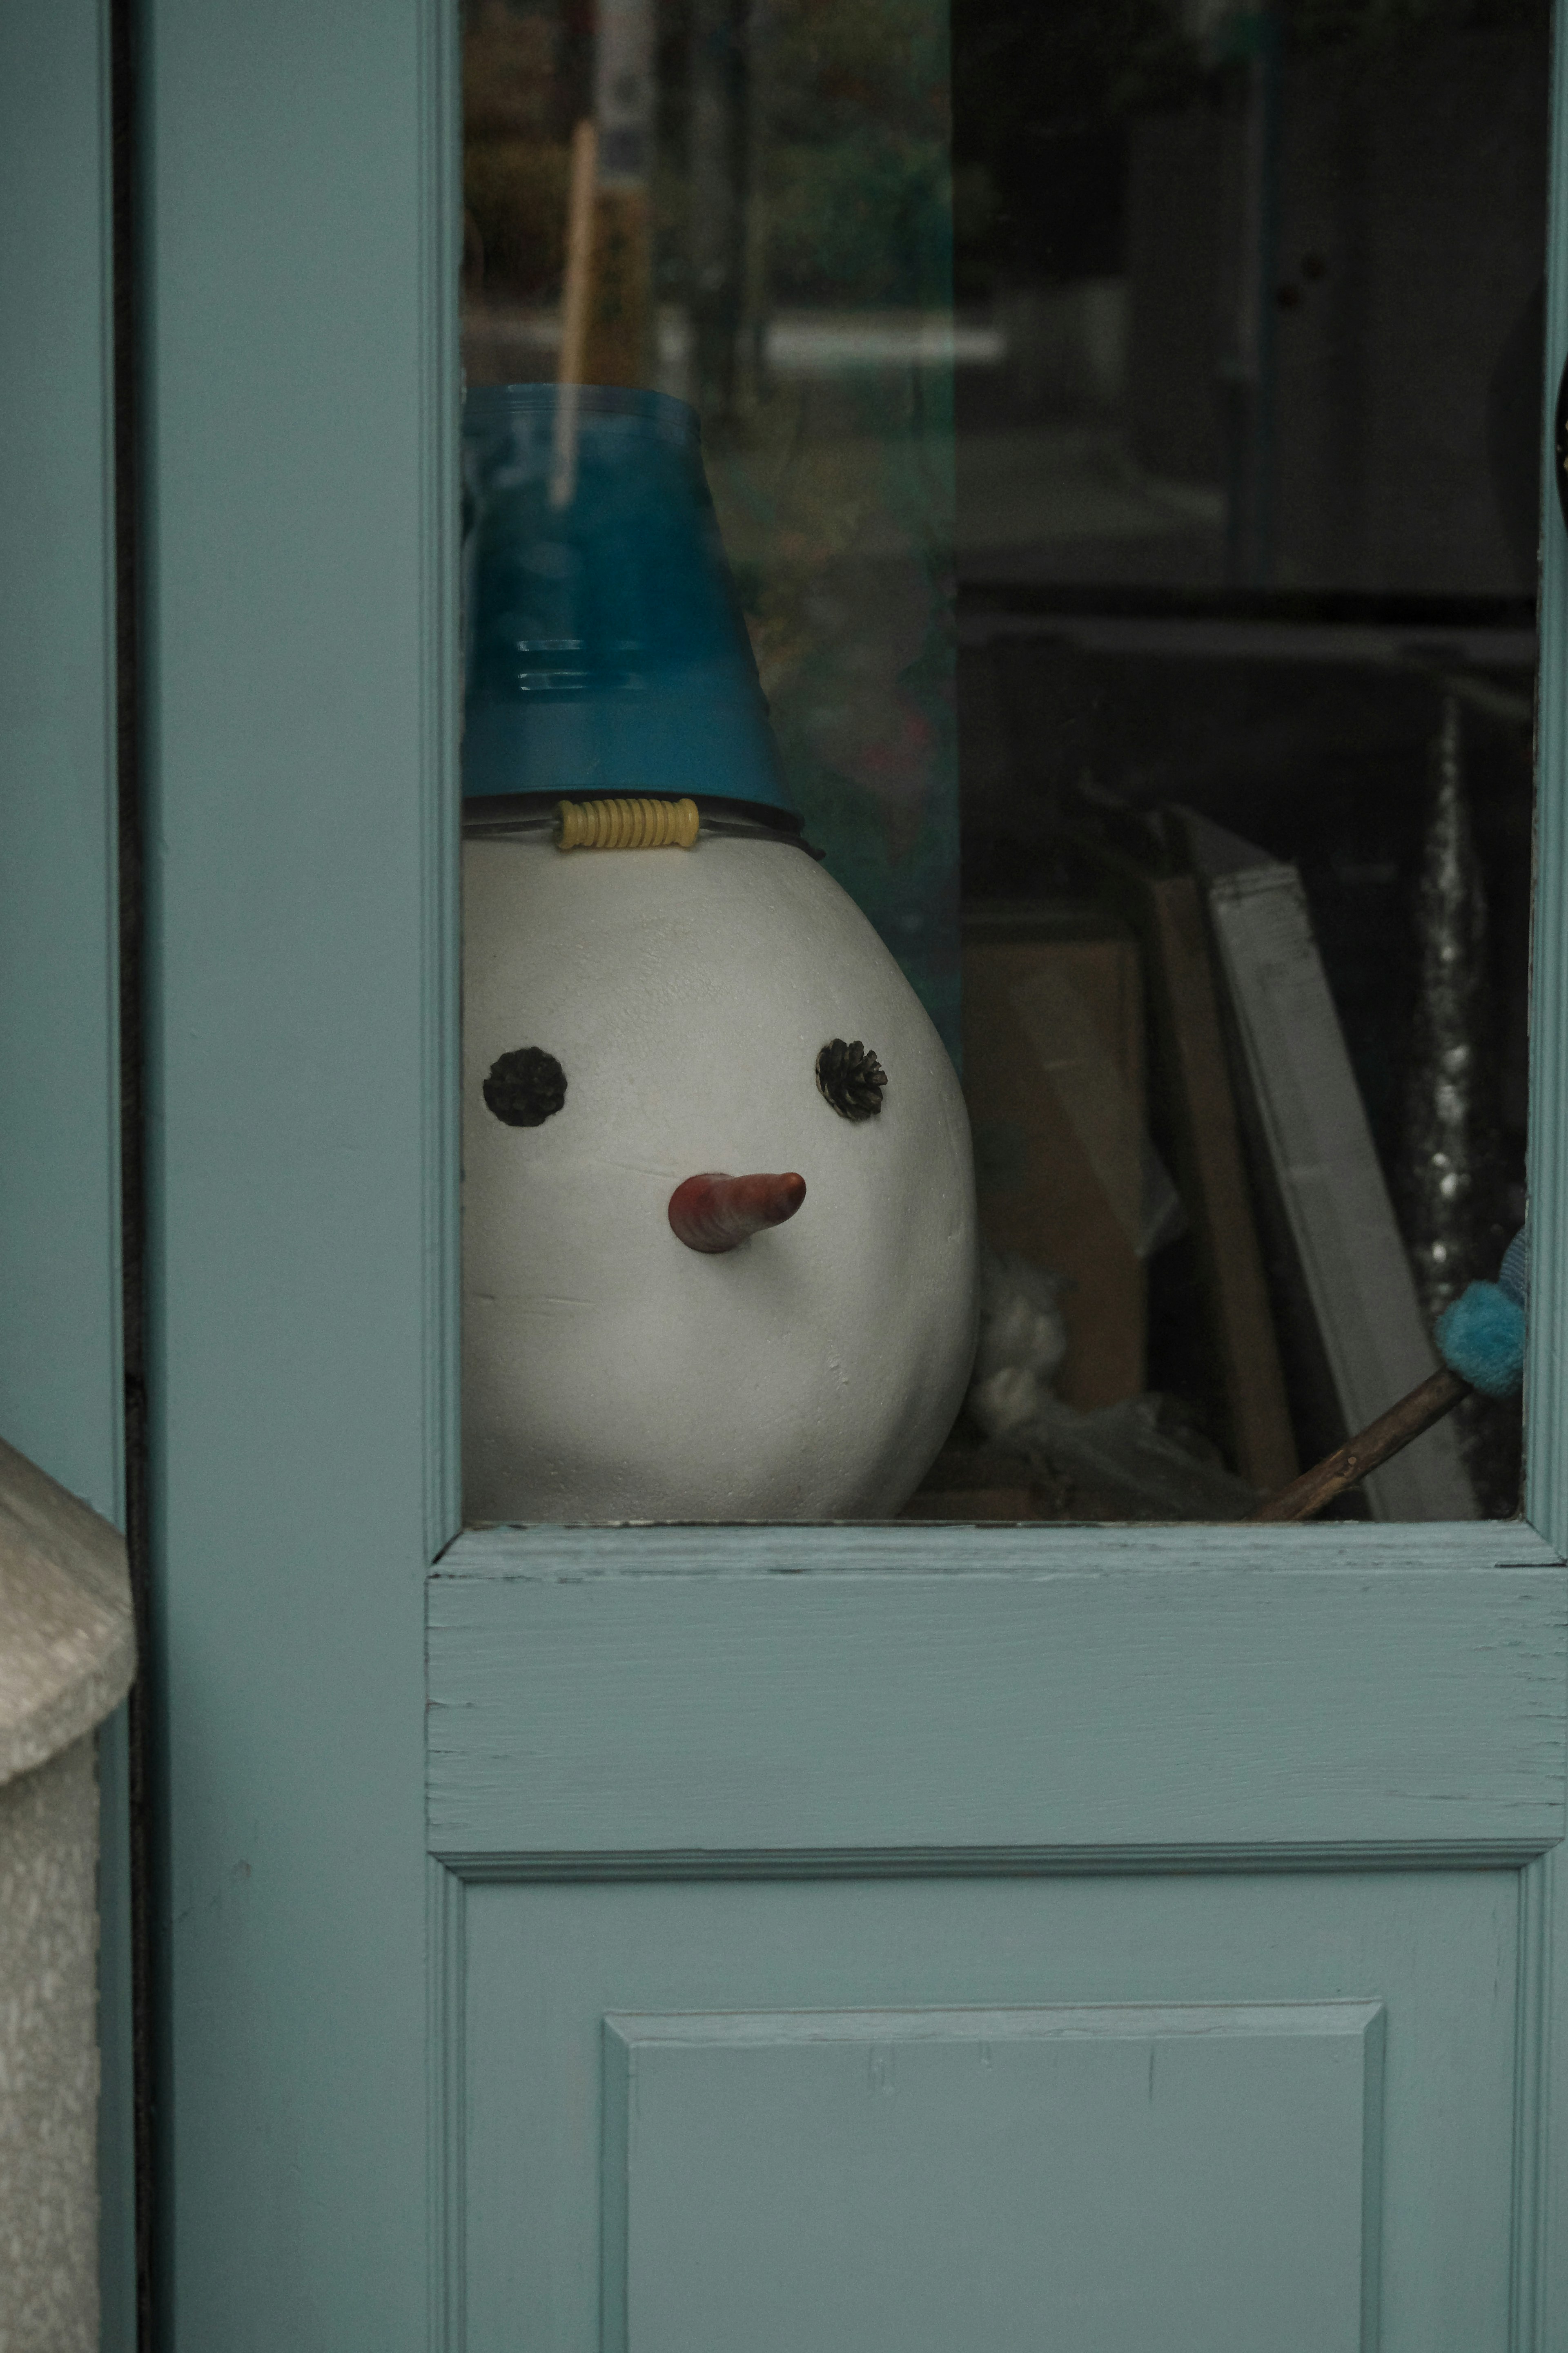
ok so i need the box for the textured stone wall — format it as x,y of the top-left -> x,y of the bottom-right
0,1735 -> 97,2353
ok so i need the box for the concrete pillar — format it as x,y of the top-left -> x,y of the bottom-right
0,1436 -> 135,2353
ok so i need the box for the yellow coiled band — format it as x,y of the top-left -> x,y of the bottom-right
555,795 -> 700,852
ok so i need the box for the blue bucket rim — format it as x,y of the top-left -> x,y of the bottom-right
462,382 -> 700,439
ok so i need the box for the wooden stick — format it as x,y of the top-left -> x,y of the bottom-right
1247,1367 -> 1468,1523
550,118 -> 598,510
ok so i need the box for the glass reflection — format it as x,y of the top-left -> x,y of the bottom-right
462,0 -> 1546,1521
464,0 -> 960,1051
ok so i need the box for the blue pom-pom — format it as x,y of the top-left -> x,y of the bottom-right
1435,1282 -> 1526,1398
1499,1223 -> 1530,1307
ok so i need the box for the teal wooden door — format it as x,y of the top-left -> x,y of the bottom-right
103,0 -> 1568,2345
428,1524 -> 1564,2349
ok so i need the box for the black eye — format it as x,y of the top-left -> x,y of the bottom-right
816,1038 -> 886,1121
484,1046 -> 566,1127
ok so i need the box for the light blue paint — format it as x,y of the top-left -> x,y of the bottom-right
429,1524 -> 1565,2346
428,1524 -> 1567,1863
457,1871 -> 1510,2351
601,2004 -> 1382,2353
108,0 -> 1568,2346
140,0 -> 458,2337
0,0 -> 134,2340
0,2 -> 121,1506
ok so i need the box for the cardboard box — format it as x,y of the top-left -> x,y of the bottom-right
962,905 -> 1147,1411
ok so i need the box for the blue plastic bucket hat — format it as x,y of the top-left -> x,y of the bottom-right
461,384 -> 795,821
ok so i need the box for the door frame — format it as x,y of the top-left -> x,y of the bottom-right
6,0 -> 1568,2342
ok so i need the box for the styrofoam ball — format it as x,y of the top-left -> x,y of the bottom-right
463,836 -> 977,1520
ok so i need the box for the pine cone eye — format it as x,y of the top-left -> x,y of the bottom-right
483,1046 -> 567,1127
816,1037 -> 886,1121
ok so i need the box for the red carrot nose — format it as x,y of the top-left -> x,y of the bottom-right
668,1170 -> 806,1255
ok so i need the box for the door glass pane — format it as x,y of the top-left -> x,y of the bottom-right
460,0 -> 1545,1526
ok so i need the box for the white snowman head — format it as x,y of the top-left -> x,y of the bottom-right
462,821 -> 978,1522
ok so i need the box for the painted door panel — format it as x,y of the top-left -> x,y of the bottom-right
428,1525 -> 1567,1860
601,2002 -> 1383,2353
432,1527 -> 1563,2347
81,0 -> 1568,2344
456,1871 -> 1515,2351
